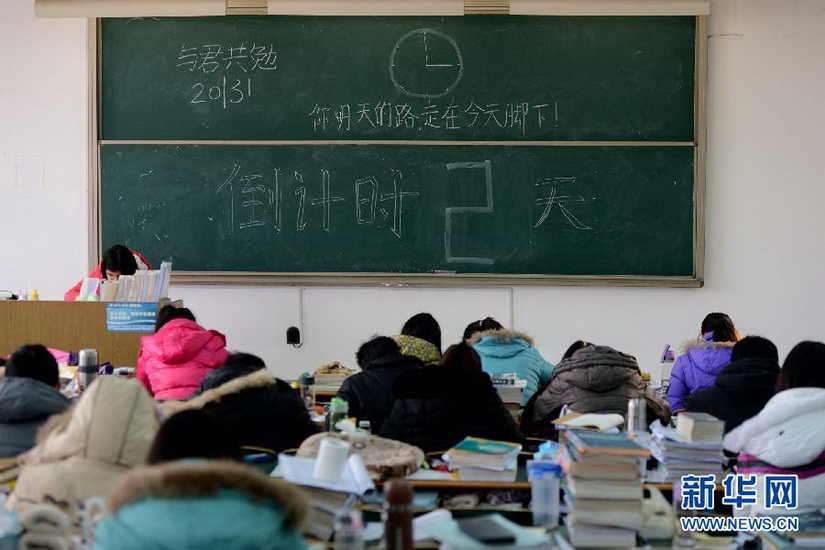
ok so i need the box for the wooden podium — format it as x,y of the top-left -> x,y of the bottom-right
0,301 -> 147,367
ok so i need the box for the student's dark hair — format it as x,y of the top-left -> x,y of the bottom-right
154,305 -> 197,332
731,335 -> 778,363
562,340 -> 590,361
440,342 -> 481,372
224,352 -> 267,370
400,313 -> 441,352
6,344 -> 59,387
776,341 -> 825,392
700,312 -> 738,343
463,317 -> 505,340
356,336 -> 400,369
146,409 -> 241,465
100,244 -> 138,276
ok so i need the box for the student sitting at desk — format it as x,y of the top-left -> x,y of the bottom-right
666,312 -> 740,412
8,377 -> 159,520
465,317 -> 554,404
337,336 -> 423,434
724,341 -> 825,515
380,342 -> 523,453
94,460 -> 308,550
393,312 -> 442,366
527,342 -> 670,431
685,335 -> 780,434
164,353 -> 317,454
0,344 -> 70,458
136,305 -> 229,400
64,244 -> 151,301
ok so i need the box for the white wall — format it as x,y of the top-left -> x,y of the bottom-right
3,0 -> 825,381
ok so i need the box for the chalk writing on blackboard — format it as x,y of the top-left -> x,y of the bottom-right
379,170 -> 419,239
534,177 -> 595,231
176,43 -> 276,109
355,176 -> 379,225
308,100 -> 555,135
309,169 -> 345,233
176,43 -> 277,73
445,161 -> 494,265
146,158 -> 601,262
389,29 -> 464,99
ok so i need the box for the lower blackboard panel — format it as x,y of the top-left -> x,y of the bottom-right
100,144 -> 696,279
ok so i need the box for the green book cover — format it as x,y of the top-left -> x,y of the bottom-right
449,437 -> 522,455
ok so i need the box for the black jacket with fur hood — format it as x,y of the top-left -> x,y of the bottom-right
164,364 -> 318,453
379,366 -> 524,453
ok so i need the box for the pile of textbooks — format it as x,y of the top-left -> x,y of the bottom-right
649,413 -> 726,483
561,430 -> 649,548
445,436 -> 522,482
490,373 -> 527,420
312,363 -> 356,394
97,260 -> 173,302
275,452 -> 375,542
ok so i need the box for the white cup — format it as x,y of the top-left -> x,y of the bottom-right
313,437 -> 351,483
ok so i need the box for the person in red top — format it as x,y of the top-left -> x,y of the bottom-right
137,305 -> 229,400
64,244 -> 152,301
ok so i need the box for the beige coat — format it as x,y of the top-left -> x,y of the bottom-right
8,376 -> 159,518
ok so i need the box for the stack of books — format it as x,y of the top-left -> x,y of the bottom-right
300,486 -> 353,541
491,373 -> 527,419
274,453 -> 375,542
312,363 -> 355,395
445,436 -> 522,482
99,260 -> 173,302
649,414 -> 725,483
561,430 -> 649,548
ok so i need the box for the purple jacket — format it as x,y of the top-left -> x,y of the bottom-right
666,337 -> 735,412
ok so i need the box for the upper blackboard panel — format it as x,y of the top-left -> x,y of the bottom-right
100,16 -> 696,142
100,144 -> 695,277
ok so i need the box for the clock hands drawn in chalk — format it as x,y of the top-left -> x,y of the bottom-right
389,28 -> 464,99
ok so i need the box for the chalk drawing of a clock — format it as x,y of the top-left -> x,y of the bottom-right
389,28 -> 464,99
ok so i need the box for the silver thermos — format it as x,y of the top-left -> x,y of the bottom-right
626,397 -> 647,434
77,349 -> 99,393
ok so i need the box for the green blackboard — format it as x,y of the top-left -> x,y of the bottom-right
98,15 -> 701,283
101,144 -> 694,276
100,16 -> 695,141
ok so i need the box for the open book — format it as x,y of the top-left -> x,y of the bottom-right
275,453 -> 375,496
553,412 -> 625,432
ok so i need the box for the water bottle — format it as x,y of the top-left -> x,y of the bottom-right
328,397 -> 348,433
333,508 -> 364,550
528,461 -> 562,528
626,397 -> 647,435
77,349 -> 99,394
383,479 -> 413,550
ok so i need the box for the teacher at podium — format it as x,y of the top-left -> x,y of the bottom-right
64,244 -> 152,301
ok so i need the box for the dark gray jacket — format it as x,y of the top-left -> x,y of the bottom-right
0,377 -> 70,458
530,345 -> 670,427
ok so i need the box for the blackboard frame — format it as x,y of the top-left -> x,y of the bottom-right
89,15 -> 707,288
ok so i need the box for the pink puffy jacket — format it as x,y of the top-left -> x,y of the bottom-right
136,318 -> 229,400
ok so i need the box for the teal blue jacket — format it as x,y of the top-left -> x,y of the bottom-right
469,329 -> 554,405
94,461 -> 307,550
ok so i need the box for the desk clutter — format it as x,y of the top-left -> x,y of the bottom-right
4,310 -> 825,549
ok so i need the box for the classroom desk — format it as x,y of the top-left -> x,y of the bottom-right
0,301 -> 145,367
